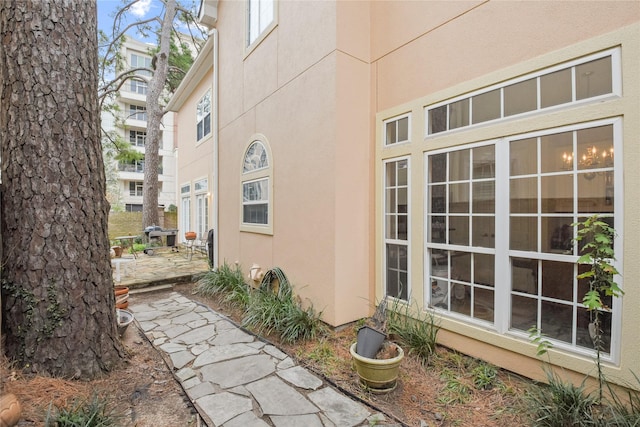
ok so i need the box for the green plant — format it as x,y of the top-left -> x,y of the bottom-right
195,262 -> 249,308
574,215 -> 622,401
437,369 -> 471,405
242,267 -> 325,344
386,300 -> 440,365
45,394 -> 120,427
472,362 -> 498,390
525,369 -> 597,427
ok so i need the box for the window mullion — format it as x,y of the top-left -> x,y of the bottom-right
494,138 -> 510,333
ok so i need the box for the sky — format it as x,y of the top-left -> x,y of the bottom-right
98,0 -> 157,41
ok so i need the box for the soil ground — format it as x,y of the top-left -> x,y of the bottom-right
1,282 -> 533,426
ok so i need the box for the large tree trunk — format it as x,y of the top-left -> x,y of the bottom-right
0,0 -> 125,379
142,0 -> 177,229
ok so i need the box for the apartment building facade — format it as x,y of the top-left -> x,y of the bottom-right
104,38 -> 177,212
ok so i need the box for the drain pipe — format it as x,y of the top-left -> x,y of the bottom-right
210,27 -> 219,270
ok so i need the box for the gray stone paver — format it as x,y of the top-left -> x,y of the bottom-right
129,291 -> 377,427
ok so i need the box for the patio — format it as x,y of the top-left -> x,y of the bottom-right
111,246 -> 210,291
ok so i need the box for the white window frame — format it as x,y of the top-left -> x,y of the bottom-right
180,184 -> 191,242
194,178 -> 209,240
384,157 -> 411,301
129,104 -> 147,121
383,113 -> 411,147
424,118 -> 623,362
130,78 -> 148,95
129,130 -> 146,147
196,90 -> 211,143
241,136 -> 273,234
246,0 -> 277,53
129,181 -> 143,197
425,48 -> 621,137
130,53 -> 152,77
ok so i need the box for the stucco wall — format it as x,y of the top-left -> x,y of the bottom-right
175,0 -> 373,326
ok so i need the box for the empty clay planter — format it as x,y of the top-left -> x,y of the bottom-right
350,342 -> 404,393
114,286 -> 129,310
116,309 -> 134,338
356,325 -> 386,358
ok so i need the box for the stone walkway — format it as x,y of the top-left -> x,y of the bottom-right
129,292 -> 399,427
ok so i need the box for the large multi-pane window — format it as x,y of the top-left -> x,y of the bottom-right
242,140 -> 271,228
196,91 -> 211,142
426,49 -> 618,135
427,144 -> 496,322
509,122 -> 617,353
247,0 -> 274,47
385,158 -> 410,300
425,119 -> 621,354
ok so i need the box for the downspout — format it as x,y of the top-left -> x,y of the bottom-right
210,28 -> 219,270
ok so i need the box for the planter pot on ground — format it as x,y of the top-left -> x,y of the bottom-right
114,286 -> 129,310
0,393 -> 21,427
356,325 -> 386,358
116,309 -> 134,338
350,342 -> 404,393
111,245 -> 123,258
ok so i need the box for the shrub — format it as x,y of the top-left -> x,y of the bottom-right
242,267 -> 325,343
386,300 -> 439,365
525,369 -> 596,427
195,262 -> 249,308
472,362 -> 498,390
45,394 -> 120,427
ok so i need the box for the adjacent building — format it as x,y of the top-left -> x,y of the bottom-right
104,38 -> 177,212
167,0 -> 640,389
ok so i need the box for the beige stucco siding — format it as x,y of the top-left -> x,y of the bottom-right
373,1 -> 640,112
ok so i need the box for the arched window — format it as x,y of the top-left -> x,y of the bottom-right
241,137 -> 273,234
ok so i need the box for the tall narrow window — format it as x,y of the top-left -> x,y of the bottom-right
196,91 -> 211,142
248,0 -> 274,47
180,184 -> 191,241
385,158 -> 410,300
194,179 -> 209,239
241,138 -> 273,233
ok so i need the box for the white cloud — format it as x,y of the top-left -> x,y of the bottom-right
130,0 -> 152,18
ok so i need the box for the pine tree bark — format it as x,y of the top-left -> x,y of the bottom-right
142,0 -> 177,229
0,0 -> 125,378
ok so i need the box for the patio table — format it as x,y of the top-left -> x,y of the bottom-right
114,235 -> 138,259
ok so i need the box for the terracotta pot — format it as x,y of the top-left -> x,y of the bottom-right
111,245 -> 123,258
350,342 -> 404,393
114,286 -> 129,310
185,231 -> 197,240
0,393 -> 21,427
